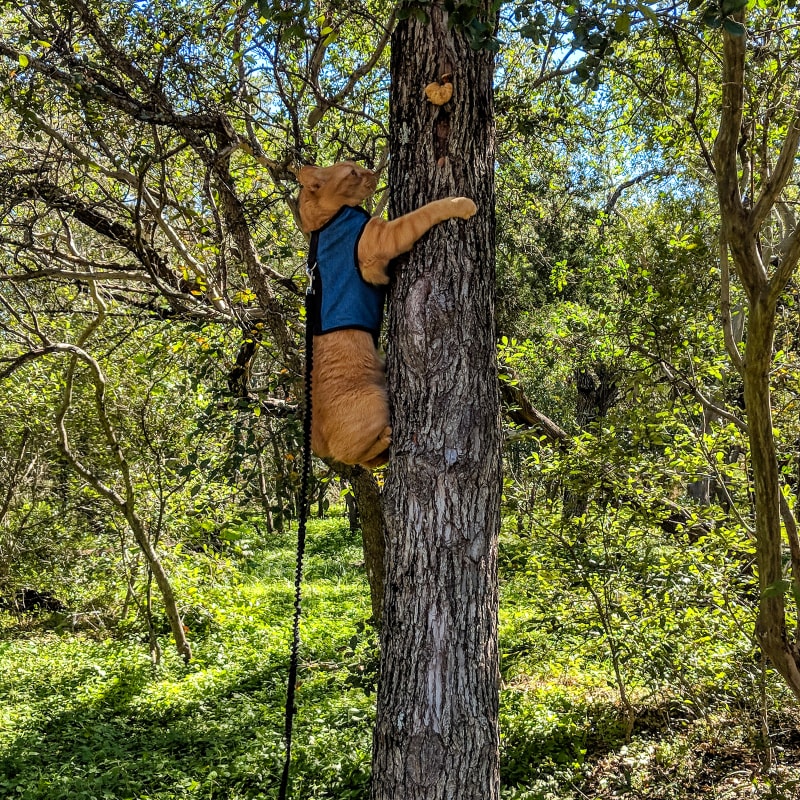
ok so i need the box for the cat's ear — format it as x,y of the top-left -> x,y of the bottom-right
298,165 -> 325,193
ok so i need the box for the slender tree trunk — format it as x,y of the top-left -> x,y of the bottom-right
127,513 -> 192,664
562,364 -> 618,520
50,330 -> 192,664
713,13 -> 800,701
351,469 -> 386,625
371,5 -> 501,799
745,298 -> 800,698
335,463 -> 387,624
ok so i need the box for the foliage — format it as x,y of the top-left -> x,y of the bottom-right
1,511 -> 799,799
0,515 -> 376,800
3,0 -> 800,794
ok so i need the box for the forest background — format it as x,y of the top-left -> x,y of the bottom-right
2,0 -> 800,798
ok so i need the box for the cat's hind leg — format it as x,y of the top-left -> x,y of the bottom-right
358,426 -> 392,468
311,330 -> 390,467
323,384 -> 390,466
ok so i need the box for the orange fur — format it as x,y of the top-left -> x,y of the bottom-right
298,161 -> 477,468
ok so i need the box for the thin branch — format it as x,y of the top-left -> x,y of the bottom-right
750,109 -> 800,233
0,40 -> 229,135
5,176 -> 177,287
667,26 -> 716,174
0,428 -> 31,525
66,0 -> 157,97
306,9 -> 396,129
604,169 -> 671,217
642,348 -> 748,434
0,269 -> 155,284
768,220 -> 800,306
719,231 -> 744,374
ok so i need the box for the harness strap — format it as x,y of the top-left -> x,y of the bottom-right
278,235 -> 318,800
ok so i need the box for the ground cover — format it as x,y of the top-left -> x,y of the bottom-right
0,513 -> 797,799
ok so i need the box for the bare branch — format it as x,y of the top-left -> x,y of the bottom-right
642,348 -> 747,434
719,232 -> 744,374
0,428 -> 31,525
750,109 -> 800,233
500,375 -> 568,443
307,9 -> 396,129
667,26 -> 716,174
4,176 -> 177,285
604,169 -> 671,217
46,281 -> 192,662
0,40 -> 228,134
66,0 -> 159,97
0,269 -> 155,284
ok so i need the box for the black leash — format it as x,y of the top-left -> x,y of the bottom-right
278,238 -> 318,800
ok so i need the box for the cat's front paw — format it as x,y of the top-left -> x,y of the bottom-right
450,197 -> 477,219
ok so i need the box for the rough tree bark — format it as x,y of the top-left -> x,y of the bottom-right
370,4 -> 502,799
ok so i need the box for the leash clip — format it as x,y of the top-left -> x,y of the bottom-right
305,262 -> 316,295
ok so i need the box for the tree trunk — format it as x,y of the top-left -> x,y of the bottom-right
371,6 -> 501,799
687,406 -> 716,506
51,334 -> 192,664
127,512 -> 192,664
713,13 -> 800,702
562,364 -> 618,520
744,298 -> 800,699
336,463 -> 387,625
351,469 -> 386,625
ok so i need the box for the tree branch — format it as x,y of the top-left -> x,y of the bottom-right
750,109 -> 800,233
500,375 -> 568,443
0,268 -> 155,284
0,40 -> 228,134
642,348 -> 748,433
713,13 -> 767,300
5,176 -> 176,285
719,232 -> 744,374
604,169 -> 671,217
0,428 -> 31,526
307,9 -> 396,129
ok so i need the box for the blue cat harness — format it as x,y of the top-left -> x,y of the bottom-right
307,205 -> 386,344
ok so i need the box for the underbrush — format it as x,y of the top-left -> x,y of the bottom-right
0,511 -> 798,799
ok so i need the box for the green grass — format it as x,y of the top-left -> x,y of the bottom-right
0,516 -> 373,800
0,512 -> 798,799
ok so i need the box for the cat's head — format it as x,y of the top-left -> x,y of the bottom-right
297,162 -> 378,231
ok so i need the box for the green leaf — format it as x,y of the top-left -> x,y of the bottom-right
635,2 -> 658,23
18,54 -> 29,68
722,18 -> 746,36
762,579 -> 791,599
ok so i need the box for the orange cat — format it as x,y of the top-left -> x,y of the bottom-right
298,161 -> 477,468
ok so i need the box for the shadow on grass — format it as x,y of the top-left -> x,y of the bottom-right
0,659 -> 290,800
501,688 -> 800,799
